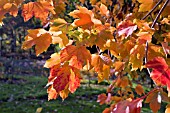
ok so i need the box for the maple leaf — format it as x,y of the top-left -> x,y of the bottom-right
69,6 -> 102,29
146,57 -> 170,96
129,44 -> 145,71
117,19 -> 137,39
22,29 -> 52,56
0,0 -> 22,24
137,0 -> 153,12
99,3 -> 109,16
22,1 -> 55,23
110,98 -> 143,113
47,86 -> 58,101
60,45 -> 91,69
44,53 -> 60,68
48,63 -> 81,99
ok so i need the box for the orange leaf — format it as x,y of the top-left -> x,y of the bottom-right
99,3 -> 109,16
69,6 -> 101,29
69,69 -> 81,93
135,84 -> 144,96
47,86 -> 58,101
22,1 -> 55,23
0,0 -> 22,23
44,53 -> 60,68
22,29 -> 52,56
145,90 -> 161,113
60,45 -> 91,69
97,93 -> 107,105
165,104 -> 170,113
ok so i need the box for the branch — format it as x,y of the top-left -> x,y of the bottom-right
151,0 -> 170,28
144,0 -> 170,87
142,0 -> 162,20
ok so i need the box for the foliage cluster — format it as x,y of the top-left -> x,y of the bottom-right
1,0 -> 170,112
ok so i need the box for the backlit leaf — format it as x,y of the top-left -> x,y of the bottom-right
111,98 -> 143,113
60,45 -> 91,69
117,20 -> 137,38
44,53 -> 60,68
138,0 -> 153,12
69,6 -> 101,29
22,29 -> 52,56
146,57 -> 170,96
22,1 -> 55,23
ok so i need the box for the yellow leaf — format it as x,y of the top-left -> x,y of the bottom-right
44,53 -> 60,68
138,0 -> 153,12
36,107 -> 43,113
97,65 -> 110,83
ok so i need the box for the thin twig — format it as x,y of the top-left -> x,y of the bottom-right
151,0 -> 170,28
142,0 -> 163,20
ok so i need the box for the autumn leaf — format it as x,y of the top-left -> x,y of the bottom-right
69,69 -> 81,93
44,53 -> 60,68
117,20 -> 137,39
146,57 -> 170,96
0,0 -> 22,24
47,86 -> 58,101
135,84 -> 144,96
145,90 -> 161,113
165,104 -> 170,113
60,45 -> 91,69
22,1 -> 55,23
97,93 -> 112,105
97,93 -> 107,105
69,6 -> 101,29
47,63 -> 81,99
138,0 -> 153,12
99,3 -> 109,16
111,98 -> 143,113
129,44 -> 145,71
22,29 -> 52,56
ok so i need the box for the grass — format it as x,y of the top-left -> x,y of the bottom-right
0,74 -> 107,113
0,74 -> 167,113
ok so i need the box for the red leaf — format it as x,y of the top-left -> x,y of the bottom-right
146,57 -> 170,96
111,98 -> 143,113
47,63 -> 81,99
117,20 -> 137,38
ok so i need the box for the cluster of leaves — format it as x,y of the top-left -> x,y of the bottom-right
1,0 -> 170,112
